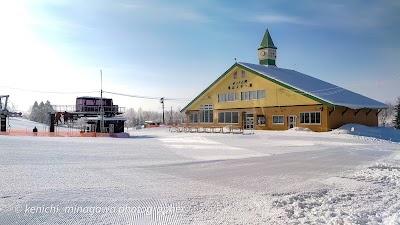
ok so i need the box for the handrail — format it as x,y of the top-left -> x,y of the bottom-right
52,105 -> 126,114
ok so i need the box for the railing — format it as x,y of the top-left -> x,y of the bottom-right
52,105 -> 126,114
53,105 -> 76,112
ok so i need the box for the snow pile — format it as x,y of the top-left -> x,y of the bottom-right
269,162 -> 400,224
331,124 -> 400,142
286,127 -> 313,132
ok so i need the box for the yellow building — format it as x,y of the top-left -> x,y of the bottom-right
181,29 -> 388,132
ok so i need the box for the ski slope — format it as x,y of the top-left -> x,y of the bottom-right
6,117 -> 77,132
0,125 -> 399,224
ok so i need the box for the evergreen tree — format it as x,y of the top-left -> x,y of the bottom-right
29,101 -> 40,122
28,100 -> 54,123
394,97 -> 400,129
43,100 -> 54,124
38,101 -> 46,123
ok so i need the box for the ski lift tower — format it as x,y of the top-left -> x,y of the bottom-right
0,95 -> 10,132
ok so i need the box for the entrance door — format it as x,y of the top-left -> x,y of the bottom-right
288,116 -> 296,129
245,113 -> 254,129
109,124 -> 114,133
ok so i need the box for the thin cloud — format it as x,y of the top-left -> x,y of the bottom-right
249,14 -> 316,26
117,1 -> 212,24
304,1 -> 400,30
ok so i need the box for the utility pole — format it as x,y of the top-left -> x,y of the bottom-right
160,98 -> 165,124
100,69 -> 104,133
170,106 -> 173,125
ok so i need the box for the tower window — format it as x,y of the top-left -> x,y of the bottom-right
241,70 -> 246,78
233,72 -> 237,79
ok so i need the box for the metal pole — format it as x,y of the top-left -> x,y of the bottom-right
100,69 -> 104,133
162,102 -> 165,125
160,98 -> 165,124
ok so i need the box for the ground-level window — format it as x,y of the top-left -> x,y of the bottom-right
272,115 -> 284,124
200,105 -> 213,123
300,112 -> 321,124
257,115 -> 266,126
188,112 -> 198,123
218,112 -> 239,124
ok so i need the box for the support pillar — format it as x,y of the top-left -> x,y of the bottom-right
0,116 -> 6,132
49,113 -> 55,133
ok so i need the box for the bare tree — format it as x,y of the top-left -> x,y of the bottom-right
379,102 -> 395,127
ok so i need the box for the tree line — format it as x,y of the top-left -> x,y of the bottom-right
123,107 -> 186,128
27,100 -> 54,124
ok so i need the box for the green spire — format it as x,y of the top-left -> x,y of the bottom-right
258,28 -> 277,50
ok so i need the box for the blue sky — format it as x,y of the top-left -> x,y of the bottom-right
1,0 -> 399,112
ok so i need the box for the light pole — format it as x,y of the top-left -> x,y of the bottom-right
100,70 -> 104,133
160,97 -> 165,124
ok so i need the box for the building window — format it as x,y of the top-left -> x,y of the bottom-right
241,90 -> 266,101
200,105 -> 213,123
257,90 -> 266,99
233,72 -> 237,79
218,112 -> 239,124
257,115 -> 266,126
241,70 -> 246,78
188,112 -> 198,123
272,115 -> 284,124
218,93 -> 238,102
300,112 -> 321,124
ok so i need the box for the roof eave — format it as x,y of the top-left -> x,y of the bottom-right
180,63 -> 238,112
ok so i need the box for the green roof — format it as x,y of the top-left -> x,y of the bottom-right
258,29 -> 277,50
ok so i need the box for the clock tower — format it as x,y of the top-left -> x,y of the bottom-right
258,29 -> 277,66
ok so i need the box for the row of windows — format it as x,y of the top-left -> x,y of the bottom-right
217,90 -> 266,102
218,93 -> 238,102
189,110 -> 321,125
241,90 -> 266,101
218,112 -> 239,124
300,112 -> 321,124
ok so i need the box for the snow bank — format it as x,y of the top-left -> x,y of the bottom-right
286,127 -> 313,132
331,124 -> 400,143
270,162 -> 400,224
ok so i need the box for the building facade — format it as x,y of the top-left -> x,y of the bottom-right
181,29 -> 388,132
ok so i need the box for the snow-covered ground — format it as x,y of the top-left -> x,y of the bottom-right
6,117 -> 78,132
0,121 -> 399,224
